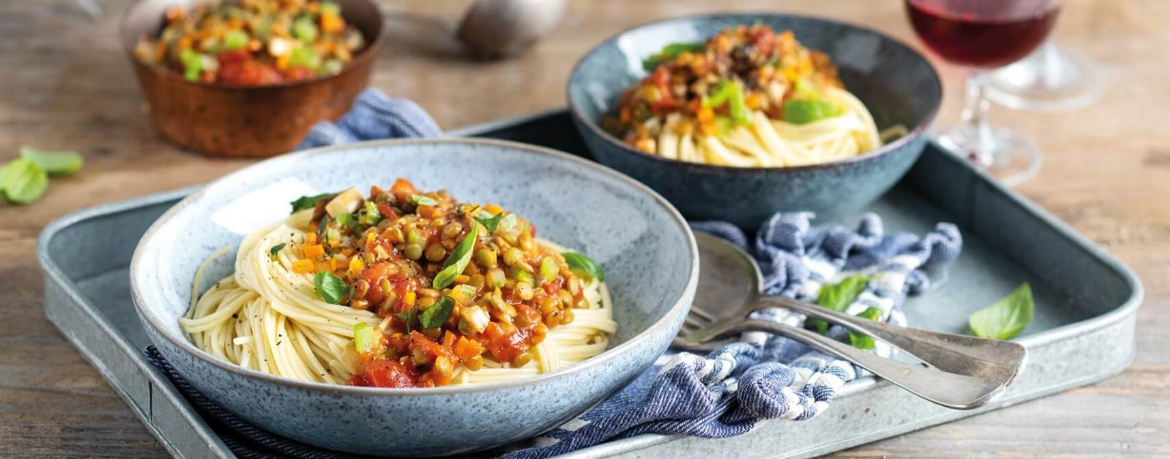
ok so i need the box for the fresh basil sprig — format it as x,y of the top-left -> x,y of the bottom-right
969,283 -> 1034,340
313,271 -> 349,304
0,158 -> 48,205
269,243 -> 286,259
847,307 -> 884,350
474,211 -> 504,233
20,147 -> 84,175
432,223 -> 478,290
396,308 -> 417,333
419,296 -> 455,329
411,194 -> 439,207
813,275 -> 869,334
290,193 -> 332,213
562,252 -> 604,282
353,322 -> 373,352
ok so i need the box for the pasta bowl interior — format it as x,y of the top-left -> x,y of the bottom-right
568,13 -> 942,229
130,138 -> 698,456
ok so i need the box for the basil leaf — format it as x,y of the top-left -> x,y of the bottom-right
313,271 -> 349,304
814,275 -> 870,334
290,193 -> 332,213
269,243 -> 286,258
353,322 -> 373,352
0,158 -> 49,205
316,216 -> 328,239
969,283 -> 1034,340
396,309 -> 417,333
411,194 -> 439,206
419,296 -> 455,329
783,98 -> 842,125
20,146 -> 83,175
642,42 -> 704,70
562,252 -> 604,282
474,211 -> 503,233
432,223 -> 478,290
847,307 -> 884,350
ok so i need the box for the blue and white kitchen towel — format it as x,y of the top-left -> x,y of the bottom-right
146,89 -> 963,459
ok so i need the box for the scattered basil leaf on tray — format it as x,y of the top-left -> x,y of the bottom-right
474,211 -> 503,233
432,223 -> 478,290
848,307 -> 884,350
411,194 -> 439,206
290,193 -> 332,213
563,252 -> 604,282
0,158 -> 49,205
814,275 -> 870,334
969,283 -> 1034,340
353,322 -> 373,352
420,296 -> 455,329
314,271 -> 349,304
20,146 -> 83,175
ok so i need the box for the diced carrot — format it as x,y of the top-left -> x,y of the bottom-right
320,13 -> 344,34
485,204 -> 502,215
292,259 -> 315,274
389,178 -> 417,200
305,232 -> 318,244
453,336 -> 482,362
442,331 -> 456,348
302,244 -> 325,259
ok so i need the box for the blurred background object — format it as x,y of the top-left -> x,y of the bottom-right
984,41 -> 1107,112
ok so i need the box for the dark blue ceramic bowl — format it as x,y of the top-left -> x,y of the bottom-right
567,13 -> 942,229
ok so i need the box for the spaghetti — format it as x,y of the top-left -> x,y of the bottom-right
182,179 -> 616,388
607,24 -> 904,167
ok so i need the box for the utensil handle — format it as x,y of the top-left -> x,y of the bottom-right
738,320 -> 1006,410
757,296 -> 1027,385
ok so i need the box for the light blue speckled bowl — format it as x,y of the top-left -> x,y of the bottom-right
130,138 -> 698,456
568,13 -> 942,229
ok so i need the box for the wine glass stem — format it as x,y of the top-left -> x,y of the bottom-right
958,71 -> 995,166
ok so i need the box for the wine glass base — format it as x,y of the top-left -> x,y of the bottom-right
984,43 -> 1106,112
936,125 -> 1041,187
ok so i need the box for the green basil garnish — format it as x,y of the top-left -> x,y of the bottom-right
642,42 -> 704,70
411,194 -> 439,206
290,193 -> 332,213
562,252 -> 604,282
474,211 -> 504,233
313,271 -> 349,304
269,243 -> 286,259
432,223 -> 478,290
814,275 -> 870,334
848,307 -> 884,350
396,308 -> 417,333
969,283 -> 1034,340
315,216 -> 328,239
0,158 -> 48,205
419,296 -> 455,329
20,146 -> 83,175
353,322 -> 373,352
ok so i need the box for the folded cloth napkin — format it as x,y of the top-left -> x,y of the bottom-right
144,91 -> 965,458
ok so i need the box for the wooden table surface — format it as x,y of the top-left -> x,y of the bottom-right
2,0 -> 1168,457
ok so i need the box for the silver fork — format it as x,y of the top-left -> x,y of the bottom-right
675,233 -> 1028,410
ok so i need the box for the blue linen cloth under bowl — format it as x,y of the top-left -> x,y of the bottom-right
147,89 -> 962,458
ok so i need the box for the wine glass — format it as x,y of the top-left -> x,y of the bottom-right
984,40 -> 1106,112
905,0 -> 1062,186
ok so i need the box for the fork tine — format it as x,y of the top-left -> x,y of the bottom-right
689,308 -> 716,322
683,315 -> 704,330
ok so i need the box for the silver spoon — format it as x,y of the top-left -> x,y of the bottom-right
676,232 -> 1028,409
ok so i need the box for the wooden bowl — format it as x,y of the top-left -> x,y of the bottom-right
120,0 -> 385,158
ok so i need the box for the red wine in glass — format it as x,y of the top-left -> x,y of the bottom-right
906,0 -> 1061,69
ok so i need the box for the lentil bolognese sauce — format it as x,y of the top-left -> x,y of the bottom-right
182,178 -> 616,388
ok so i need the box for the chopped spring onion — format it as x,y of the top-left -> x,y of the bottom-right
353,322 -> 373,352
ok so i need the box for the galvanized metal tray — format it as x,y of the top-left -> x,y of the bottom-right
38,109 -> 1142,459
